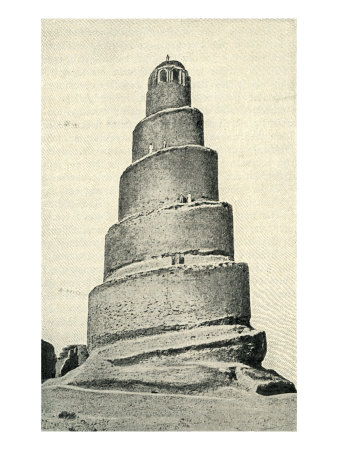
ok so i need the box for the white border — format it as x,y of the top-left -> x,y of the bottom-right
2,0 -> 338,447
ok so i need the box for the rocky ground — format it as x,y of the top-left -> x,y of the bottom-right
42,324 -> 296,431
41,384 -> 296,431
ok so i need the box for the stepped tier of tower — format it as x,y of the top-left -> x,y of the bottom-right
89,263 -> 251,350
105,201 -> 234,277
119,145 -> 218,219
132,108 -> 204,162
87,60 -> 251,353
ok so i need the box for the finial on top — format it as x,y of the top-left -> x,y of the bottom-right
166,54 -> 170,62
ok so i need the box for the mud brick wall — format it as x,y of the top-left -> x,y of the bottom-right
119,146 -> 219,220
88,263 -> 251,351
132,107 -> 204,161
104,202 -> 234,279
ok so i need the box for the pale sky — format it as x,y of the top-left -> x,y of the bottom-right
42,19 -> 296,384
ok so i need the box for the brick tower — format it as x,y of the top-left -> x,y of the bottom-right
78,58 -> 295,395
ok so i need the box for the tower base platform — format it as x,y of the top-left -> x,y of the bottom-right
43,324 -> 296,397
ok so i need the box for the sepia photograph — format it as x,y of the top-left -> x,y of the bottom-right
41,18 -> 297,431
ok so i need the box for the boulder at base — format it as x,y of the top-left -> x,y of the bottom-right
55,345 -> 88,377
41,340 -> 56,381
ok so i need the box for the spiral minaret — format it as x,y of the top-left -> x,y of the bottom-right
88,59 -> 251,350
81,59 -> 296,395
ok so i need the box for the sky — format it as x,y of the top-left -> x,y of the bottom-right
42,19 -> 296,384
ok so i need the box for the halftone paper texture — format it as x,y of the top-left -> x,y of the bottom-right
42,19 -> 296,384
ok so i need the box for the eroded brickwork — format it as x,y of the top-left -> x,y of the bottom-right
104,202 -> 234,279
88,264 -> 251,351
132,107 -> 203,161
119,146 -> 219,220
